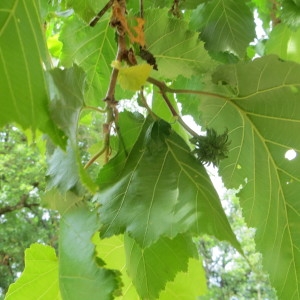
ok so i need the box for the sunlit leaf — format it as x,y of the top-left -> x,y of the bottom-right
0,0 -> 65,147
59,203 -> 121,300
95,118 -> 241,251
159,258 -> 207,300
5,244 -> 61,300
112,61 -> 152,91
201,55 -> 300,299
93,234 -> 140,300
265,23 -> 300,63
124,234 -> 198,299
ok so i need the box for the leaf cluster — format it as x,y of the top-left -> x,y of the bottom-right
2,0 -> 300,299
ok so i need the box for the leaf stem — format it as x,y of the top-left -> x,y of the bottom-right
83,105 -> 107,114
147,76 -> 229,100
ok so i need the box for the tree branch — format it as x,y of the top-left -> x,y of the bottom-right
0,195 -> 39,216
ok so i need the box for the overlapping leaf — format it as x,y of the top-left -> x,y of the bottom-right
198,55 -> 300,299
190,0 -> 255,57
95,118 -> 241,251
59,14 -> 132,105
0,0 -> 65,147
93,234 -> 140,299
124,234 -> 198,299
5,244 -> 61,300
94,233 -> 203,299
46,66 -> 97,192
62,0 -> 104,23
159,258 -> 207,299
266,23 -> 300,63
59,203 -> 121,300
144,9 -> 212,80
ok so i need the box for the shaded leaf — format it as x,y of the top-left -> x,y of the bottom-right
46,66 -> 98,193
0,0 -> 65,147
5,244 -> 61,300
281,0 -> 300,29
42,189 -> 83,215
97,110 -> 145,186
95,118 -> 241,251
201,55 -> 300,300
59,203 -> 121,300
190,0 -> 255,57
47,65 -> 85,141
144,9 -> 212,80
63,0 -> 105,23
124,234 -> 198,299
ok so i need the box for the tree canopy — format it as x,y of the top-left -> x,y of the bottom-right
1,0 -> 300,299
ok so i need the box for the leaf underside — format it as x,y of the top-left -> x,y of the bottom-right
201,55 -> 300,299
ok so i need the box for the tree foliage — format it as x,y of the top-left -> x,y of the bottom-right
1,0 -> 300,299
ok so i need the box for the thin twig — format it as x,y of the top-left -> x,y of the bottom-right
160,90 -> 199,137
147,76 -> 229,100
140,0 -> 144,19
89,0 -> 114,27
86,0 -> 128,168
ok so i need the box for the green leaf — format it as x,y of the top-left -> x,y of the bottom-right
293,0 -> 300,6
95,118 -> 241,251
46,66 -> 98,193
124,234 -> 198,299
190,0 -> 255,57
144,9 -> 212,80
97,110 -> 145,186
63,0 -> 105,23
59,203 -> 121,300
5,244 -> 61,300
47,65 -> 85,141
42,189 -> 83,215
151,91 -> 189,142
59,14 -> 132,105
281,0 -> 300,28
159,258 -> 207,299
93,234 -> 140,300
0,0 -> 65,147
266,23 -> 300,63
201,55 -> 300,299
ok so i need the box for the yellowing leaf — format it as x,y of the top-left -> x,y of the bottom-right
112,61 -> 152,91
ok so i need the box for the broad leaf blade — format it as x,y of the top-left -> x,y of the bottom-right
201,55 -> 300,299
93,234 -> 140,300
265,23 -> 300,63
0,0 -> 65,147
190,0 -> 255,57
96,118 -> 241,251
144,9 -> 212,80
5,244 -> 61,300
63,0 -> 105,23
159,258 -> 207,300
124,234 -> 198,300
59,203 -> 121,300
47,65 -> 85,142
